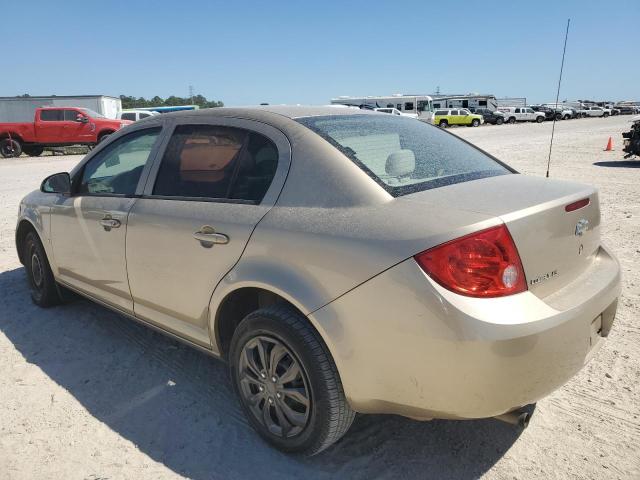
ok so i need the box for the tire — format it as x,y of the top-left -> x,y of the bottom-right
508,117 -> 516,124
1,138 -> 22,158
22,146 -> 44,157
229,305 -> 355,455
603,113 -> 609,118
554,113 -> 562,121
536,116 -> 544,123
563,115 -> 570,120
496,117 -> 504,125
438,120 -> 448,128
23,231 -> 62,307
98,132 -> 112,144
471,119 -> 480,127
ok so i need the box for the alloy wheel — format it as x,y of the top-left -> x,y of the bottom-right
30,252 -> 44,288
238,335 -> 311,438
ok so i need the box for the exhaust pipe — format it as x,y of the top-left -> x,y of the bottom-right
494,409 -> 531,429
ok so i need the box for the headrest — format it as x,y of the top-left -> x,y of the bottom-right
385,150 -> 415,177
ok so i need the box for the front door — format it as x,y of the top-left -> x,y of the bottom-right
50,127 -> 163,312
125,119 -> 288,346
62,109 -> 96,143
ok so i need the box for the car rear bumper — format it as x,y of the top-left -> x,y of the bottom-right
309,245 -> 621,420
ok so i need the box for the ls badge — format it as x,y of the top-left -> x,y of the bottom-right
575,219 -> 589,236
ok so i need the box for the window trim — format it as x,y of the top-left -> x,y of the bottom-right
73,126 -> 164,198
140,116 -> 291,207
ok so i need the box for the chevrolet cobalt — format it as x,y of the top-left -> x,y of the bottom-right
16,107 -> 620,454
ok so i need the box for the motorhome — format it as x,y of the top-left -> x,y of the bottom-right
331,95 -> 434,123
431,94 -> 498,112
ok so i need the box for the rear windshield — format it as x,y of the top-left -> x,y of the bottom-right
297,115 -> 512,196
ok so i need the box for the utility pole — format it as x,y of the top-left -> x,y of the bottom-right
189,85 -> 194,105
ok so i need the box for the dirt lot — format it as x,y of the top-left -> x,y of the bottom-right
0,115 -> 638,479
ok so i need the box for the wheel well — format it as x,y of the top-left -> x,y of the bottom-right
0,132 -> 24,143
15,220 -> 37,265
98,130 -> 115,139
215,287 -> 304,359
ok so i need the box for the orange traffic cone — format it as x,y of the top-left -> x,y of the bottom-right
604,137 -> 613,151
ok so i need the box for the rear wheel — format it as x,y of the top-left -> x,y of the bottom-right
229,305 -> 355,455
603,112 -> 609,118
508,117 -> 516,124
496,117 -> 504,125
23,231 -> 62,307
22,146 -> 44,157
471,119 -> 480,127
536,116 -> 544,123
1,138 -> 22,158
438,120 -> 448,128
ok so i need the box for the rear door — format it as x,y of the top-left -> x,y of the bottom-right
125,117 -> 291,346
36,109 -> 65,143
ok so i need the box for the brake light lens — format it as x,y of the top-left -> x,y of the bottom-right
414,225 -> 527,298
565,197 -> 590,212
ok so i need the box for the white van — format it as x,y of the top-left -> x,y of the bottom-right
117,109 -> 159,122
498,107 -> 545,124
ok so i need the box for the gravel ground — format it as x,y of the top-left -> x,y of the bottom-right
0,115 -> 638,479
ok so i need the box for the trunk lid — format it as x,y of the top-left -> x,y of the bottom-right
404,174 -> 600,298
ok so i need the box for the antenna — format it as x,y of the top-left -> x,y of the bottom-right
546,19 -> 570,178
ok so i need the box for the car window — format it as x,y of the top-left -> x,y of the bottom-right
40,110 -> 63,121
451,110 -> 459,115
297,115 -> 511,197
121,112 -> 136,121
153,125 -> 278,203
435,110 -> 448,116
63,110 -> 80,121
404,102 -> 414,111
229,131 -> 279,203
140,113 -> 152,118
79,128 -> 161,196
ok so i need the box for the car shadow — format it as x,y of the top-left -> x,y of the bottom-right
0,267 -> 524,479
593,160 -> 640,168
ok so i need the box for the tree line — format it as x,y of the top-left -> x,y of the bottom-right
119,95 -> 224,109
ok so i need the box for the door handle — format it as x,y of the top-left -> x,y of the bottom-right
193,226 -> 229,246
100,216 -> 121,231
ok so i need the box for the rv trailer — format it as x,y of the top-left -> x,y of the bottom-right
0,95 -> 122,121
431,94 -> 498,112
331,94 -> 434,123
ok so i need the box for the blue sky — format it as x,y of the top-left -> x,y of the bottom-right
5,0 -> 639,106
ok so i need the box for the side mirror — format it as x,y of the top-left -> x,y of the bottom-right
41,172 -> 71,195
76,115 -> 88,123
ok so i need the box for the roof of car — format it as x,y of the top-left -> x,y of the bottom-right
161,105 -> 378,121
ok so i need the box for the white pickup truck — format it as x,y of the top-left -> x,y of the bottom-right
580,106 -> 610,118
498,107 -> 546,123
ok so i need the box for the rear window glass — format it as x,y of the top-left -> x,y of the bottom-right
40,110 -> 63,121
297,115 -> 512,196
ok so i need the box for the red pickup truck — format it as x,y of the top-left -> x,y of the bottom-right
0,107 -> 132,158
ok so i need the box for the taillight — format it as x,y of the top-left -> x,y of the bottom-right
565,197 -> 590,212
414,225 -> 527,298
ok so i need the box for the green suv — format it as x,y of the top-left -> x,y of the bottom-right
434,109 -> 483,128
